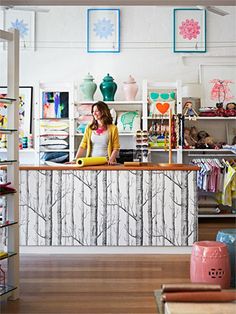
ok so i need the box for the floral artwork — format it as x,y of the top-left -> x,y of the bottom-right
10,18 -> 29,40
179,19 -> 200,40
87,8 -> 120,53
93,18 -> 114,39
173,8 -> 206,53
4,10 -> 35,50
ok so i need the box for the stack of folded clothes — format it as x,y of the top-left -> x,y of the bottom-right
155,283 -> 236,314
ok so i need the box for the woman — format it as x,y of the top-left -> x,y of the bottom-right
73,101 -> 120,164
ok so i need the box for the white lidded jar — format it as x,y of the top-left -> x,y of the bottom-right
123,75 -> 138,101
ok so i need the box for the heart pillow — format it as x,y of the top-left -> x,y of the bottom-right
156,102 -> 170,114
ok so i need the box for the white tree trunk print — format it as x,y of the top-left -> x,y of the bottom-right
18,169 -> 197,247
24,171 -> 29,245
80,171 -> 85,244
35,171 -> 40,246
109,171 -> 113,245
126,171 -> 130,246
161,173 -> 165,246
56,171 -> 62,245
147,171 -> 153,245
70,172 -> 75,245
45,171 -> 53,246
181,171 -> 188,246
116,171 -> 120,246
170,172 -> 175,245
192,171 -> 198,243
136,171 -> 143,246
90,171 -> 98,245
102,171 -> 108,245
154,171 -> 158,245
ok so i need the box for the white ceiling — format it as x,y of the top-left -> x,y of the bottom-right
0,0 -> 235,6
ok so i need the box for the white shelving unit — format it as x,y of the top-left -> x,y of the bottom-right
35,82 -> 75,164
184,116 -> 236,229
142,80 -> 182,163
0,28 -> 19,300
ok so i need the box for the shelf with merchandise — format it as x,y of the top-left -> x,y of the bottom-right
198,214 -> 236,218
0,28 -> 20,300
185,116 -> 236,120
75,100 -> 142,105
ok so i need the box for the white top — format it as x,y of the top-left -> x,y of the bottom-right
90,131 -> 108,158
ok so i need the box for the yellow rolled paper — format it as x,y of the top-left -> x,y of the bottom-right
76,156 -> 107,167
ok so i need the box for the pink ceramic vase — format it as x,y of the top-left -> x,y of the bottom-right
123,75 -> 138,101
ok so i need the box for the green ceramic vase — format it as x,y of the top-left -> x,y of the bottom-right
80,73 -> 97,101
100,74 -> 117,101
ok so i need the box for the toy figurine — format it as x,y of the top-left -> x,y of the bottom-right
225,102 -> 236,117
183,101 -> 198,120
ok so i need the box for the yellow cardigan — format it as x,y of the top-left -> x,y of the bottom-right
79,124 -> 120,158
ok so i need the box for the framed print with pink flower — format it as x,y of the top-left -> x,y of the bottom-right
173,8 -> 206,53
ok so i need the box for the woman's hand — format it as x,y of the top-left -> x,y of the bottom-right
108,158 -> 116,165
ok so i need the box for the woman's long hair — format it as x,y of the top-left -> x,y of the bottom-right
90,101 -> 113,130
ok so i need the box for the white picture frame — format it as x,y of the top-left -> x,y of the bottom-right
87,8 -> 120,53
199,63 -> 236,107
4,10 -> 35,50
173,8 -> 206,53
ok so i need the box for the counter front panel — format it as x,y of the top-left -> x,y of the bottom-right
17,166 -> 198,247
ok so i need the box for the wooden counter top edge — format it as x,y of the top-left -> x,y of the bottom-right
0,164 -> 199,171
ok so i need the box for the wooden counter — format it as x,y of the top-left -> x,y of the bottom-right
2,164 -> 199,247
18,163 -> 199,171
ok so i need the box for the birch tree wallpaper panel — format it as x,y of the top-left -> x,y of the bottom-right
19,170 -> 197,247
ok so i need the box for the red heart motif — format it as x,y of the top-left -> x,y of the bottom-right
156,102 -> 170,114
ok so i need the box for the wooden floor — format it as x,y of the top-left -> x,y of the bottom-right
1,254 -> 191,314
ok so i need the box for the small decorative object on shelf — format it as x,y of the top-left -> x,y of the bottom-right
123,75 -> 138,101
134,130 -> 149,162
100,73 -> 117,101
183,101 -> 198,120
210,79 -> 234,107
79,73 -> 97,101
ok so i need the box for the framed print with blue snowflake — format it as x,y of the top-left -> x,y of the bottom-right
87,8 -> 120,53
4,10 -> 35,50
173,8 -> 206,53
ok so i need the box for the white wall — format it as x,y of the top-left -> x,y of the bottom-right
0,6 -> 235,164
1,6 -> 236,100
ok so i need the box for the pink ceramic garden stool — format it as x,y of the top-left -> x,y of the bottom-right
190,241 -> 231,289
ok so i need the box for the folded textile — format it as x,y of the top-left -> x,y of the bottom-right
161,291 -> 236,302
41,152 -> 69,163
161,283 -> 221,293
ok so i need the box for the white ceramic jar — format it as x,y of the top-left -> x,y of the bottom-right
123,75 -> 138,101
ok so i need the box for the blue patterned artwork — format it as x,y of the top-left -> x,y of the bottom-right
93,18 -> 114,39
10,19 -> 29,39
4,10 -> 35,50
87,8 -> 120,53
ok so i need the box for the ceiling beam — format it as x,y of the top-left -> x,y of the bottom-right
0,0 -> 235,6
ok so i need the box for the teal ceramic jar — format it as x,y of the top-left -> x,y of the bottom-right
100,74 -> 117,101
80,73 -> 97,101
